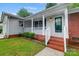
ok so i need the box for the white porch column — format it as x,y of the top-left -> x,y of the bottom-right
31,18 -> 33,32
42,15 -> 45,35
64,8 -> 69,52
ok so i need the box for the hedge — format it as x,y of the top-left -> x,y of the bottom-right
21,32 -> 35,38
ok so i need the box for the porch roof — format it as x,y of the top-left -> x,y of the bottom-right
25,4 -> 79,20
25,4 -> 69,20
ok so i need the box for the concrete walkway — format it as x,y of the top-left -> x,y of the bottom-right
35,47 -> 64,56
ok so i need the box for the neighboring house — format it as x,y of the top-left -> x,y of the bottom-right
1,3 -> 79,52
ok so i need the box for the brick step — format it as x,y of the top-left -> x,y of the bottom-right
50,36 -> 63,39
48,41 -> 64,47
48,44 -> 64,52
49,39 -> 64,43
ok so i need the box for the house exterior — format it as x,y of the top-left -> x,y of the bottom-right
1,3 -> 79,52
0,12 -> 25,38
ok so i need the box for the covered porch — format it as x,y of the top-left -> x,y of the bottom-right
24,17 -> 46,35
24,4 -> 69,52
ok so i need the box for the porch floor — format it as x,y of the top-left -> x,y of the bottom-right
35,47 -> 64,56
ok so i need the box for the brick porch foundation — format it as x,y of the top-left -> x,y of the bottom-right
34,34 -> 45,41
8,34 -> 20,38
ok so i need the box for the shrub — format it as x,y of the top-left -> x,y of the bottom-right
64,49 -> 79,56
22,32 -> 35,38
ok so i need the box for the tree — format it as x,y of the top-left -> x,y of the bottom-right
46,3 -> 57,9
68,3 -> 79,9
17,8 -> 31,17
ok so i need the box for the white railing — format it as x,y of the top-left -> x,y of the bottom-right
45,27 -> 51,45
33,27 -> 43,34
33,27 -> 42,30
24,27 -> 43,34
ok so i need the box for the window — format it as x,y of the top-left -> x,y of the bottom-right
39,20 -> 42,27
34,21 -> 38,27
19,21 -> 23,27
45,18 -> 46,27
33,20 -> 46,28
55,17 -> 62,32
33,20 -> 42,27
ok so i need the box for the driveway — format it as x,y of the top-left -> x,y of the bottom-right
35,47 -> 64,56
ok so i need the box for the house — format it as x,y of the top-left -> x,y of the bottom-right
0,3 -> 79,52
0,12 -> 25,38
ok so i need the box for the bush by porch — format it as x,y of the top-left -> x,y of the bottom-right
64,48 -> 79,56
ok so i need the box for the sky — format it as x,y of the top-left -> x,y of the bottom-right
0,3 -> 46,15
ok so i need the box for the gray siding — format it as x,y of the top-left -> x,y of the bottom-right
8,19 -> 23,35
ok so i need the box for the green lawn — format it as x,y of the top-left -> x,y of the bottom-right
64,49 -> 79,56
0,37 -> 45,56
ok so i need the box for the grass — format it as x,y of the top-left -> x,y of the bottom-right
0,37 -> 45,56
64,48 -> 79,56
